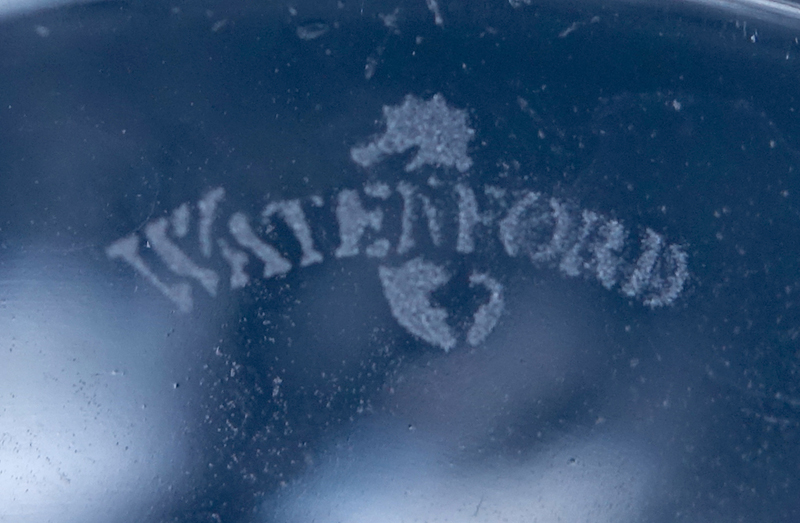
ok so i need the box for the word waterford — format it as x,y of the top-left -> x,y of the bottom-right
107,94 -> 688,351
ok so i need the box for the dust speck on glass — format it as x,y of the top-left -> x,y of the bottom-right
1,1 -> 799,522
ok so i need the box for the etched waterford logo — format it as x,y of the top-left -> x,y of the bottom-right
107,94 -> 688,351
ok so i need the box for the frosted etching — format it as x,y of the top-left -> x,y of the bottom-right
621,229 -> 663,299
145,218 -> 219,297
641,244 -> 689,308
171,203 -> 190,238
466,272 -> 504,347
106,235 -> 193,313
334,190 -> 385,258
499,191 -> 544,257
397,181 -> 443,254
198,187 -> 225,258
229,212 -> 292,278
218,238 -> 250,289
262,200 -> 323,267
350,94 -> 475,173
378,258 -> 456,351
107,93 -> 689,351
456,184 -> 494,254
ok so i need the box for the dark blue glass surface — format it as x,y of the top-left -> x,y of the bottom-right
1,1 -> 799,522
